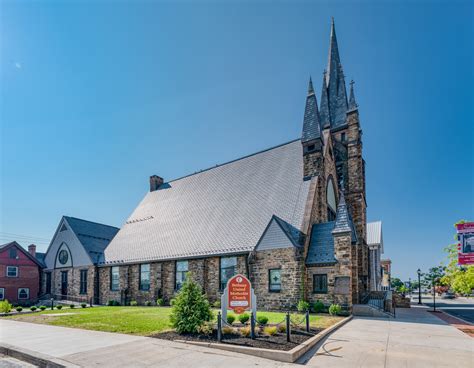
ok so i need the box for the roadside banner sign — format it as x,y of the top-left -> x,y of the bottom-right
456,222 -> 474,265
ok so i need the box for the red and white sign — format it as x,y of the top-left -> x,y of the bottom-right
227,274 -> 252,314
456,222 -> 474,265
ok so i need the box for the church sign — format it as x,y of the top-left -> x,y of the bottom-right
227,274 -> 252,314
457,222 -> 474,265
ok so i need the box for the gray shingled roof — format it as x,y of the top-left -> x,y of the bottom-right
306,222 -> 337,265
64,217 -> 120,263
302,78 -> 322,143
103,140 -> 311,264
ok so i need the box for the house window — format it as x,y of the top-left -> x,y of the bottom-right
80,270 -> 88,294
269,269 -> 282,292
175,261 -> 188,290
110,266 -> 120,291
7,266 -> 18,277
0,288 -> 4,300
313,274 -> 328,293
9,248 -> 17,259
220,257 -> 237,290
341,132 -> 346,142
139,264 -> 151,291
306,144 -> 315,153
18,288 -> 29,300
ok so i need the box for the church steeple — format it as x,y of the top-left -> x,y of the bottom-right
302,77 -> 322,143
348,80 -> 358,111
319,71 -> 331,130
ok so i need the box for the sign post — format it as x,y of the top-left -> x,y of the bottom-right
221,274 -> 256,326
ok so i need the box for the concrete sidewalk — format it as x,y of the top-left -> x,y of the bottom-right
0,319 -> 291,367
298,305 -> 474,367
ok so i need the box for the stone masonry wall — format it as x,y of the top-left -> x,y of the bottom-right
249,247 -> 303,310
51,266 -> 95,302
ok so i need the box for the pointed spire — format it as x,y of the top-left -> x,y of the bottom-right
326,17 -> 341,88
332,63 -> 349,127
302,76 -> 322,143
332,191 -> 352,234
319,71 -> 330,129
348,80 -> 358,111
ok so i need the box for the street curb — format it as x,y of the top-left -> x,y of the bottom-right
0,343 -> 80,368
437,309 -> 473,326
176,315 -> 352,363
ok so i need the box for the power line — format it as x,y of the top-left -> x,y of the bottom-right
0,232 -> 50,241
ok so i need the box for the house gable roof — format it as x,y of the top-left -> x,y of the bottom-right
0,241 -> 44,267
103,139 -> 311,264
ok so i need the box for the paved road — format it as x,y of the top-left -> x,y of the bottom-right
418,295 -> 474,323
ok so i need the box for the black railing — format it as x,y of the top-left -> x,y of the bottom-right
44,293 -> 92,305
361,291 -> 395,317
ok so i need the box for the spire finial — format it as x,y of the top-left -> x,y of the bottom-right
308,76 -> 314,95
348,79 -> 358,110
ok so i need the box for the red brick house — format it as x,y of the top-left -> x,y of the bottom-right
0,242 -> 44,305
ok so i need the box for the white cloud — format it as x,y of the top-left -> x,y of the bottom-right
14,62 -> 22,69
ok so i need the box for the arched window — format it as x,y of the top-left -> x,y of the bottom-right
327,176 -> 337,221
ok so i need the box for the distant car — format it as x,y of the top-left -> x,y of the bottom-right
441,292 -> 456,299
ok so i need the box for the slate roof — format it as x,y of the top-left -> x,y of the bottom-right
302,78 -> 322,143
367,221 -> 383,246
103,139 -> 311,264
306,222 -> 337,265
64,217 -> 120,264
35,252 -> 46,267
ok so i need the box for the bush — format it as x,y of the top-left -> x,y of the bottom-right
156,298 -> 164,306
238,313 -> 250,324
0,300 -> 12,313
130,300 -> 138,306
329,304 -> 342,316
39,305 -> 47,311
70,304 -> 75,309
107,300 -> 120,306
256,315 -> 269,325
297,300 -> 310,312
170,273 -> 213,334
16,306 -> 23,312
81,303 -> 87,308
212,300 -> 221,308
197,322 -> 214,336
222,326 -> 237,335
56,305 -> 63,310
227,314 -> 236,325
312,300 -> 325,313
169,298 -> 176,306
239,326 -> 251,337
145,301 -> 152,306
30,306 -> 37,312
278,324 -> 286,333
263,326 -> 278,336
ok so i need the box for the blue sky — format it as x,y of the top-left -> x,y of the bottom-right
1,0 -> 473,280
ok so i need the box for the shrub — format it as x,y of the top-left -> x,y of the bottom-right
256,315 -> 269,325
169,298 -> 176,306
222,326 -> 237,335
227,314 -> 236,325
197,322 -> 214,336
238,313 -> 250,324
239,326 -> 251,337
312,300 -> 325,313
16,306 -> 23,312
39,305 -> 47,311
70,304 -> 75,309
0,300 -> 12,313
30,306 -> 37,312
278,324 -> 286,333
329,304 -> 342,316
170,273 -> 213,334
145,301 -> 152,306
212,300 -> 221,308
156,298 -> 164,306
107,300 -> 120,306
81,303 -> 87,308
263,326 -> 278,336
130,300 -> 138,306
56,305 -> 63,310
297,300 -> 310,312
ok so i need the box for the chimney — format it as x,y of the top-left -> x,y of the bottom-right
149,175 -> 164,192
28,244 -> 36,257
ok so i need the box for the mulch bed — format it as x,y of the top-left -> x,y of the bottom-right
154,328 -> 323,351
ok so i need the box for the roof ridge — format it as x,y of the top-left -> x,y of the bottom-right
64,216 -> 120,230
167,138 -> 301,184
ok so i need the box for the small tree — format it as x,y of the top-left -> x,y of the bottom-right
170,273 -> 213,334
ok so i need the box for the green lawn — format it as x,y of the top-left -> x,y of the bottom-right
5,306 -> 342,336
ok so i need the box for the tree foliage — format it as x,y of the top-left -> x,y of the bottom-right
170,273 -> 213,334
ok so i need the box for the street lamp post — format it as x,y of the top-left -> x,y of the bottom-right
433,278 -> 438,312
417,269 -> 422,305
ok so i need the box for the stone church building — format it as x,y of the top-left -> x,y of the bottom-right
39,20 -> 381,310
96,19 -> 372,310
